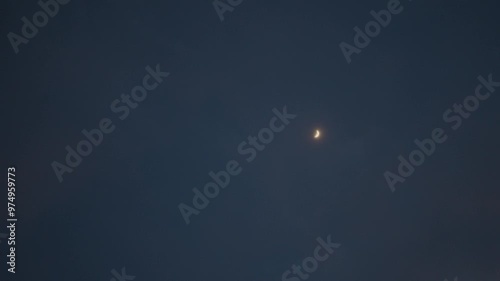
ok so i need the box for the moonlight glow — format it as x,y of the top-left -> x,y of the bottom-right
314,130 -> 321,139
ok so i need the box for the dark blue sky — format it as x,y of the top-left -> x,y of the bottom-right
1,0 -> 500,280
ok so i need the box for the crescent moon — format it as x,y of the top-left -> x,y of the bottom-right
314,130 -> 320,138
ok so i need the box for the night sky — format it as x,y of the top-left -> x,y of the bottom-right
1,0 -> 500,281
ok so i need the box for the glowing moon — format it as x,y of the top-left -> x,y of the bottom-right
314,130 -> 321,139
